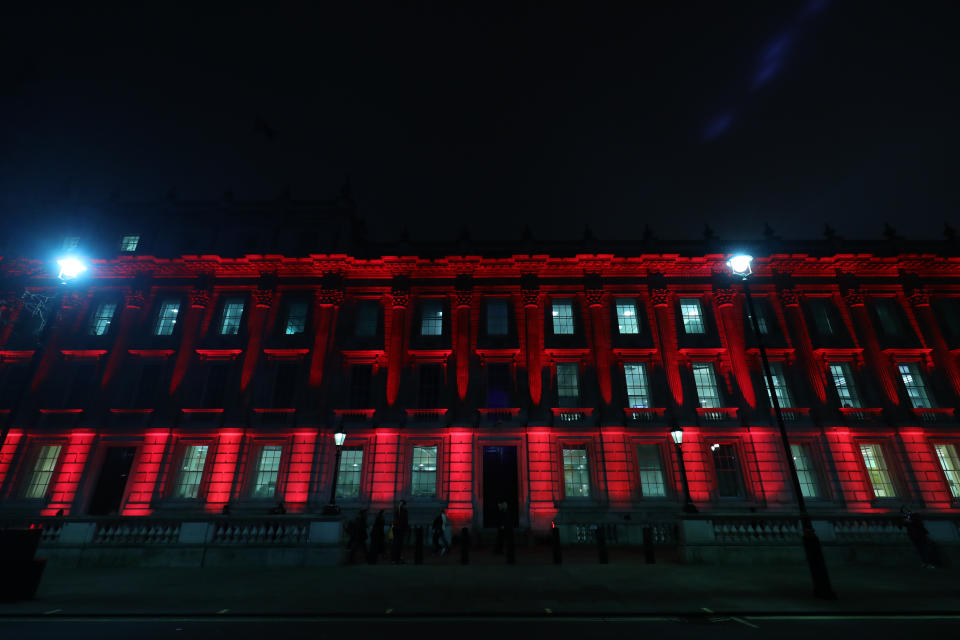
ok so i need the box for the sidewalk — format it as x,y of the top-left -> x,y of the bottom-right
1,547 -> 958,616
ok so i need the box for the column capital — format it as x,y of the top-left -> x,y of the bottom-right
584,289 -> 604,308
520,288 -> 540,308
779,289 -> 801,307
390,287 -> 409,309
252,288 -> 274,309
907,289 -> 931,308
649,288 -> 671,308
712,288 -> 737,307
124,292 -> 146,310
189,289 -> 211,309
842,289 -> 865,308
315,288 -> 344,307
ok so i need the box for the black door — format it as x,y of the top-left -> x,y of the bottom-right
482,446 -> 519,528
88,447 -> 137,515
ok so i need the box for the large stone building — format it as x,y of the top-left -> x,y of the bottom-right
1,196 -> 959,562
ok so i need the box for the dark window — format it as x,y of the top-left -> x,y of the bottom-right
419,364 -> 443,409
65,362 -> 98,409
487,363 -> 511,408
874,299 -> 904,336
711,443 -> 743,498
134,363 -> 164,409
272,362 -> 299,407
0,363 -> 30,409
355,301 -> 379,337
349,365 -> 373,408
810,299 -> 836,336
486,299 -> 509,336
283,301 -> 308,335
202,364 -> 229,409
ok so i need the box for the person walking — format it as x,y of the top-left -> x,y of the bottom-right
432,508 -> 449,556
391,500 -> 409,564
903,507 -> 937,568
369,509 -> 386,564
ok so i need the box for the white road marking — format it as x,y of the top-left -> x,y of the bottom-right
217,609 -> 229,614
43,609 -> 62,615
730,616 -> 759,628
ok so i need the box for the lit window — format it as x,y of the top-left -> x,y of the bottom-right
791,443 -> 820,498
859,443 -> 895,498
174,445 -> 209,499
692,362 -> 721,408
624,363 -> 649,408
763,362 -> 794,407
556,363 -> 580,407
420,301 -> 443,336
355,300 -> 379,337
562,447 -> 590,497
615,299 -> 640,334
23,445 -> 62,499
89,302 -> 117,336
220,298 -> 245,335
251,445 -> 282,499
61,236 -> 80,251
637,444 -> 666,497
284,301 -> 308,335
411,445 -> 438,497
680,298 -> 705,334
486,299 -> 509,335
875,299 -> 903,336
898,363 -> 932,409
154,300 -> 180,336
711,443 -> 742,498
934,443 -> 960,499
551,299 -> 575,335
828,362 -> 860,408
811,300 -> 835,335
336,447 -> 363,499
119,235 -> 140,252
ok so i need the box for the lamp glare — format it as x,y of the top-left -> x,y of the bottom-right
727,254 -> 753,277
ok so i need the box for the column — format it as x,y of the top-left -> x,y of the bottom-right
526,427 -> 557,530
240,287 -> 273,393
586,288 -> 613,406
204,431 -> 243,513
100,291 -> 145,389
169,289 -> 211,394
521,287 -> 542,406
779,290 -> 827,404
907,289 -> 960,398
284,429 -> 318,513
307,288 -> 344,389
454,288 -> 472,401
713,288 -> 756,408
649,288 -> 684,406
446,428 -> 474,528
842,289 -> 899,405
43,430 -> 96,516
121,430 -> 170,516
385,285 -> 409,407
29,291 -> 89,393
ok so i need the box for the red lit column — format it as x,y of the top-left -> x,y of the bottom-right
240,288 -> 273,393
908,290 -> 960,398
521,288 -> 542,406
284,430 -> 317,513
307,288 -> 344,389
386,287 -> 409,407
780,290 -> 827,404
713,288 -> 756,408
0,429 -> 23,489
446,428 -> 474,528
370,429 -> 400,508
585,289 -> 613,406
454,289 -> 473,401
526,427 -> 557,529
205,431 -> 243,513
29,292 -> 88,393
101,292 -> 145,389
121,431 -> 170,516
842,289 -> 899,405
601,431 -> 632,507
650,288 -> 684,406
43,430 -> 96,516
169,290 -> 211,394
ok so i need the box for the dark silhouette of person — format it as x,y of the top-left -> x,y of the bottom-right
432,508 -> 449,556
348,509 -> 368,564
369,509 -> 386,564
392,500 -> 409,564
494,499 -> 508,554
270,501 -> 286,515
903,507 -> 937,568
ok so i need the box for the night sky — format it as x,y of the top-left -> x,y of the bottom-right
1,1 -> 955,244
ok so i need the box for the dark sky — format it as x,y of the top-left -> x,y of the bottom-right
1,1 -> 956,243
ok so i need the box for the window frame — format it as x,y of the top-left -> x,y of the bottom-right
559,443 -> 592,500
635,440 -> 670,499
282,299 -> 309,336
419,299 -> 445,337
763,361 -> 794,408
679,298 -> 706,335
550,298 -> 576,335
354,299 -> 381,337
615,298 -> 641,335
152,298 -> 182,337
88,301 -> 118,336
119,235 -> 140,252
897,361 -> 933,409
932,441 -> 960,501
335,445 -> 365,500
827,360 -> 862,408
790,440 -> 824,500
623,361 -> 650,408
248,442 -> 285,500
855,441 -> 899,501
218,297 -> 247,336
19,441 -> 66,501
691,361 -> 722,408
706,440 -> 748,500
555,361 -> 582,407
169,441 -> 213,501
408,442 -> 440,499
485,298 -> 510,336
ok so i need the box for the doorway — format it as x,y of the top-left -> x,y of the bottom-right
482,446 -> 519,528
88,447 -> 137,515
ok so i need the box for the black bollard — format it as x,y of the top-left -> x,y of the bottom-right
505,525 -> 515,564
414,526 -> 424,564
596,525 -> 608,564
643,526 -> 655,564
552,525 -> 562,565
460,527 -> 470,565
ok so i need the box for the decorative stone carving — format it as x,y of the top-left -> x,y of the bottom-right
189,290 -> 211,309
648,288 -> 670,307
842,289 -> 865,307
520,288 -> 540,308
316,288 -> 345,307
712,288 -> 737,307
252,288 -> 274,309
778,289 -> 801,307
583,289 -> 604,308
907,289 -> 930,308
390,287 -> 410,309
125,292 -> 146,310
454,289 -> 473,309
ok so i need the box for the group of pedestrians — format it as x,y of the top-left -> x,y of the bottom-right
345,500 -> 449,564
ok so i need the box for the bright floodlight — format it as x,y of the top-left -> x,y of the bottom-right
670,428 -> 683,445
57,257 -> 87,281
334,431 -> 347,447
727,254 -> 753,277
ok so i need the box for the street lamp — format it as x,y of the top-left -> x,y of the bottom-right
323,431 -> 347,516
728,253 -> 836,600
670,428 -> 698,514
56,256 -> 87,282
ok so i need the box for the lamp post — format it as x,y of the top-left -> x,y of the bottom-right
323,431 -> 347,516
728,254 -> 836,600
670,428 -> 698,514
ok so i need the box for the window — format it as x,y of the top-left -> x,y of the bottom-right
23,445 -> 62,499
284,301 -> 308,335
119,235 -> 140,252
898,363 -> 932,408
133,363 -> 164,409
828,362 -> 860,408
692,362 -> 721,408
556,363 -> 580,407
355,301 -> 379,337
61,236 -> 80,251
411,445 -> 438,497
486,363 -> 512,408
752,302 -> 770,335
562,447 -> 590,497
349,365 -> 373,408
711,443 -> 743,498
251,445 -> 282,499
859,443 -> 896,498
89,302 -> 117,336
791,443 -> 820,498
551,299 -> 575,335
420,301 -> 443,336
419,364 -> 443,408
154,300 -> 180,336
811,300 -> 835,336
486,299 -> 509,336
219,298 -> 245,335
272,362 -> 299,408
763,362 -> 794,407
615,299 -> 640,335
680,298 -> 705,334
934,443 -> 960,500
875,299 -> 904,336
336,448 -> 363,498
637,444 -> 666,497
202,364 -> 229,409
624,363 -> 650,408
174,444 -> 209,499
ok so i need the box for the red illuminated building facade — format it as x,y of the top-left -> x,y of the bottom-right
2,198 -> 960,536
